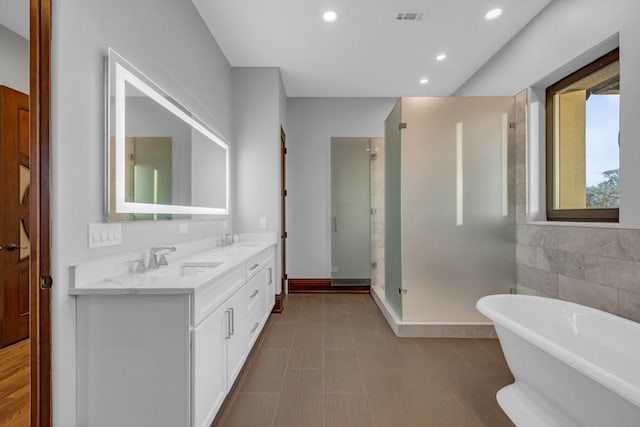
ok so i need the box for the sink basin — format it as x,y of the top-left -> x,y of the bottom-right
142,261 -> 224,280
180,261 -> 224,276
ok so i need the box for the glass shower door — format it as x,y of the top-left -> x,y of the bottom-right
384,100 -> 403,318
330,137 -> 371,286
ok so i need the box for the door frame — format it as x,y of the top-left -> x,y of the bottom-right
30,0 -> 52,425
274,126 -> 286,312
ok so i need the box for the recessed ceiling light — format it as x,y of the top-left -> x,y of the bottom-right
485,8 -> 503,20
323,11 -> 337,23
420,78 -> 429,84
436,53 -> 447,61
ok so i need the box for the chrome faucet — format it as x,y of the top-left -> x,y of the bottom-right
148,246 -> 177,269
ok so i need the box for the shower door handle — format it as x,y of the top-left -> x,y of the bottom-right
332,216 -> 338,232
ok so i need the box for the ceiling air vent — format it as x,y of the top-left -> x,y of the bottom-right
396,11 -> 424,21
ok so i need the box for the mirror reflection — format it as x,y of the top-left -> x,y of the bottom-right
107,48 -> 229,221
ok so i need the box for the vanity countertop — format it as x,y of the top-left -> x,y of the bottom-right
69,239 -> 276,296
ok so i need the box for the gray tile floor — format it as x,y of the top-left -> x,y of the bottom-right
213,294 -> 514,427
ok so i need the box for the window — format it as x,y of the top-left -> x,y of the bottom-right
546,48 -> 620,222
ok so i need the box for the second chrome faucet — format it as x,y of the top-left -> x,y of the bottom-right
148,246 -> 177,269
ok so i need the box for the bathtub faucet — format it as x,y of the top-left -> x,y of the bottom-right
148,246 -> 177,269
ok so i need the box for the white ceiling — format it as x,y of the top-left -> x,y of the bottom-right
193,0 -> 552,97
0,0 -> 29,40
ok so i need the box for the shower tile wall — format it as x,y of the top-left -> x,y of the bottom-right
371,137 -> 385,290
514,90 -> 640,323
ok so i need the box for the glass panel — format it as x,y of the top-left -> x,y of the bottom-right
330,138 -> 371,285
19,164 -> 30,260
384,100 -> 403,318
400,97 -> 515,323
553,60 -> 619,209
19,164 -> 29,202
585,94 -> 619,208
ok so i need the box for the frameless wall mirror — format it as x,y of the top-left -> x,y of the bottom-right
106,48 -> 229,221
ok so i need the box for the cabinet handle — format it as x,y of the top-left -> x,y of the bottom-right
225,310 -> 231,339
268,267 -> 272,285
230,307 -> 235,335
250,289 -> 259,299
250,322 -> 260,333
249,263 -> 259,271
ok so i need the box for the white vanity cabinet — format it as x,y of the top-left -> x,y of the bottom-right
73,243 -> 276,427
192,283 -> 247,427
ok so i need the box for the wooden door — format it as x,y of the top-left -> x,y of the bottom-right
0,86 -> 30,348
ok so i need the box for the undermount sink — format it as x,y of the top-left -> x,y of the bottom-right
180,261 -> 224,276
141,261 -> 224,279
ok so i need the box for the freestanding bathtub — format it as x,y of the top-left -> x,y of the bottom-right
477,294 -> 640,427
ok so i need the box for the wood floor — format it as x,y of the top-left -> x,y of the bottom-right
0,338 -> 30,427
214,294 -> 514,427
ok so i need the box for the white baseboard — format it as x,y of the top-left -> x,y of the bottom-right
370,285 -> 497,338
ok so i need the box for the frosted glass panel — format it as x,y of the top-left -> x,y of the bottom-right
400,97 -> 515,323
19,164 -> 30,260
330,138 -> 371,282
384,100 -> 403,318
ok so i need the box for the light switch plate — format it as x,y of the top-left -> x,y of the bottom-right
179,223 -> 189,234
89,223 -> 122,248
259,217 -> 267,229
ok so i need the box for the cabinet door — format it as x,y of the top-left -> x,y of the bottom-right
266,258 -> 276,311
226,286 -> 248,388
192,304 -> 227,427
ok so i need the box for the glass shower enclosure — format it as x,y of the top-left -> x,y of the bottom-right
383,97 -> 516,323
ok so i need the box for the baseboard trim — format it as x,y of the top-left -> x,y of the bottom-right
272,294 -> 285,313
370,285 -> 497,338
288,278 -> 370,294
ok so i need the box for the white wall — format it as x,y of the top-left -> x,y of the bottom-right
51,1 -> 232,424
232,68 -> 282,234
232,67 -> 286,292
454,0 -> 640,227
286,98 -> 397,278
0,24 -> 28,94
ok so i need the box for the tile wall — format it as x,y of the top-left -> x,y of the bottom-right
370,137 -> 385,291
514,91 -> 640,322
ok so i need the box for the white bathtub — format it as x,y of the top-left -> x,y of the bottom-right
477,294 -> 640,427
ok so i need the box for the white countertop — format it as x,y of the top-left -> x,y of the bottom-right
69,239 -> 276,296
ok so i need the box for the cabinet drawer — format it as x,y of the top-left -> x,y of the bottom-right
193,267 -> 244,327
246,272 -> 265,315
247,304 -> 264,349
245,249 -> 272,280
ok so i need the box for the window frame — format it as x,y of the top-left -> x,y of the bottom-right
545,48 -> 620,222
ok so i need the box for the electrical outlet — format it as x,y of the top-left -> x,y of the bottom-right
222,220 -> 228,229
259,217 -> 267,229
179,223 -> 188,234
